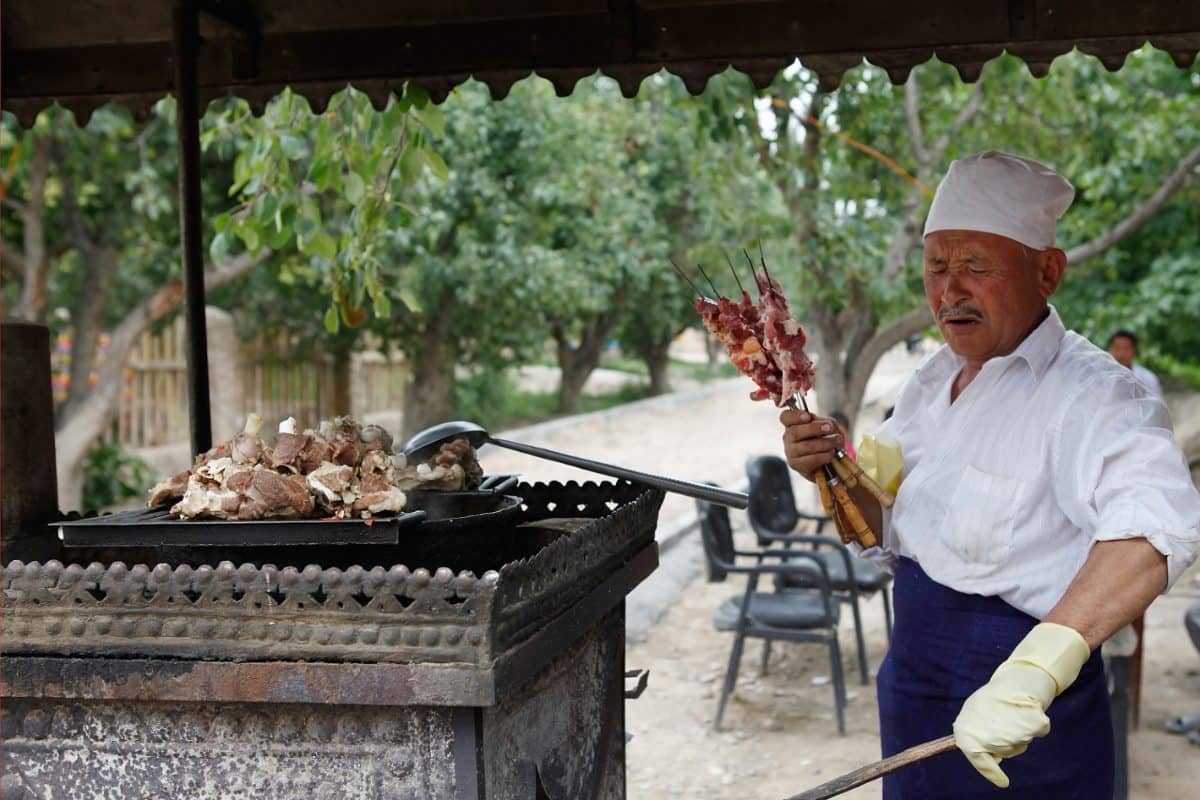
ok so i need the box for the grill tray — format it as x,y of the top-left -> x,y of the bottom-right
52,507 -> 428,547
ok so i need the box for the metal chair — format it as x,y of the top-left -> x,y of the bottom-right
745,454 -> 893,685
696,495 -> 847,734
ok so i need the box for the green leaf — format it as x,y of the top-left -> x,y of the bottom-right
311,231 -> 339,261
295,216 -> 317,236
406,85 -> 431,109
416,104 -> 446,138
280,135 -> 306,161
344,172 -> 366,204
267,223 -> 293,249
423,148 -> 450,180
399,146 -> 422,184
374,292 -> 392,319
241,225 -> 262,253
209,232 -> 230,264
324,306 -> 340,333
397,286 -> 423,314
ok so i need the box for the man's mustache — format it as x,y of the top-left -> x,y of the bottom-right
939,305 -> 983,321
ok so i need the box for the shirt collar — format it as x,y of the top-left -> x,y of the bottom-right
917,304 -> 1065,386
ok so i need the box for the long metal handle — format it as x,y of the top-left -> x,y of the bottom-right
487,436 -> 749,509
785,735 -> 958,800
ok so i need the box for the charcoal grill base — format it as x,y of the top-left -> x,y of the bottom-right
1,608 -> 629,800
2,481 -> 662,799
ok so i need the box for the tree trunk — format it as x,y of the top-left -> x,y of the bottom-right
642,339 -> 672,395
401,353 -> 454,441
556,354 -> 592,414
704,332 -> 723,375
331,361 -> 353,420
401,297 -> 455,440
15,137 -> 51,324
60,245 -> 120,421
53,251 -> 269,509
552,305 -> 622,414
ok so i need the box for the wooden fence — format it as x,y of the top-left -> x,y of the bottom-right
105,318 -> 408,450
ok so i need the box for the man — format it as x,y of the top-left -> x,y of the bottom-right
781,151 -> 1200,798
1107,329 -> 1164,398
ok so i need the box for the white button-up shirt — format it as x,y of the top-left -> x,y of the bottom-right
862,306 -> 1200,619
1132,363 -> 1164,399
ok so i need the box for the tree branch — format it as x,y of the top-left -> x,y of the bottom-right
884,78 -> 985,285
1,238 -> 27,277
930,81 -> 984,166
904,79 -> 928,165
2,196 -> 28,219
17,136 -> 52,322
1065,144 -> 1200,265
846,303 -> 933,411
54,249 -> 271,434
54,248 -> 273,506
59,170 -> 97,252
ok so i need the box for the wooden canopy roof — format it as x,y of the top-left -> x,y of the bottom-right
4,1 -> 1200,124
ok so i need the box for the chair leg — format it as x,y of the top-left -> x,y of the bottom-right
829,634 -> 847,736
715,629 -> 747,731
850,594 -> 869,685
760,639 -> 772,676
883,586 -> 894,645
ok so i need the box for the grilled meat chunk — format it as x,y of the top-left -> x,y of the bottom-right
152,415 -> 486,521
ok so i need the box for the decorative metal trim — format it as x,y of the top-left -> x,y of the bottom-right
1,482 -> 662,667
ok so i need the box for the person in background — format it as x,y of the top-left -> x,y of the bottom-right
830,411 -> 857,460
1107,329 -> 1163,398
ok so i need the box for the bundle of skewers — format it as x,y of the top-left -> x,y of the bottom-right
670,248 -> 894,549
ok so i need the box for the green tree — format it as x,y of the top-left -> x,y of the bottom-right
1,87 -> 440,507
1,102 -> 269,507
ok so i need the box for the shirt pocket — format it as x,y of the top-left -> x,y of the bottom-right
941,464 -> 1026,566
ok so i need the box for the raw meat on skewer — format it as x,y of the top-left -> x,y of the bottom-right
755,269 -> 816,401
673,252 -> 891,549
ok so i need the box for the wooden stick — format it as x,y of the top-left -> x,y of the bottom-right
814,470 -> 837,520
829,454 -> 858,488
784,735 -> 958,800
829,479 -> 877,548
837,452 -> 895,509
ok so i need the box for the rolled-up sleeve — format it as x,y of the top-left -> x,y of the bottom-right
1057,372 -> 1200,590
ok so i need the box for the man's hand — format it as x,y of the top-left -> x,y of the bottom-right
953,622 -> 1091,788
779,409 -> 842,482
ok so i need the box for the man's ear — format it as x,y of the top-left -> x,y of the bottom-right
1036,248 -> 1067,298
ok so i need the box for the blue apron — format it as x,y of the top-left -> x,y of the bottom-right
877,558 -> 1113,799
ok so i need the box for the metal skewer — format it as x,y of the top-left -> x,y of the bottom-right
724,252 -> 746,295
742,248 -> 758,281
667,256 -> 704,297
695,262 -> 722,298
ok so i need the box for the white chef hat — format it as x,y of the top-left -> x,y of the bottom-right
923,151 -> 1075,251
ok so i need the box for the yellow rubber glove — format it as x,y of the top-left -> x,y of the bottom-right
953,622 -> 1091,788
857,434 -> 904,496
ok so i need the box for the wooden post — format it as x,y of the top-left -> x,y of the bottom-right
172,0 -> 212,456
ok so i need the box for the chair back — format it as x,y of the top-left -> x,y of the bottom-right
695,497 -> 736,583
746,455 -> 799,542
